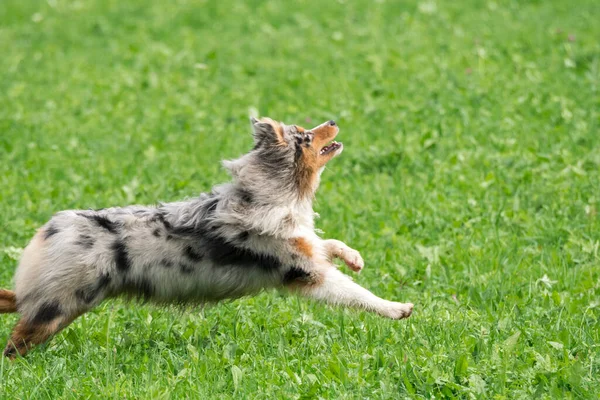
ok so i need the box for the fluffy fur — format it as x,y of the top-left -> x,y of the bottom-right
0,118 -> 413,358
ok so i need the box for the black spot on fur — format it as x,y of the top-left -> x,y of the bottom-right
92,215 -> 119,233
80,213 -> 119,234
156,195 -> 286,271
152,228 -> 161,238
166,234 -> 173,241
75,234 -> 95,249
121,278 -> 153,300
164,223 -> 196,237
76,274 -> 111,304
204,230 -> 282,271
98,273 -> 111,287
162,259 -> 174,268
152,211 -> 173,231
283,267 -> 310,284
294,142 -> 303,160
179,262 -> 195,274
253,138 -> 264,150
44,225 -> 59,240
112,240 -> 131,272
138,279 -> 153,297
163,215 -> 284,271
32,301 -> 61,324
184,246 -> 204,262
237,231 -> 249,241
205,197 -> 219,214
238,190 -> 253,204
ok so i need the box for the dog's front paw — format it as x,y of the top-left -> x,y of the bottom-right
379,302 -> 414,320
340,248 -> 364,273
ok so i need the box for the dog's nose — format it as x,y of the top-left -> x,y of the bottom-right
328,120 -> 336,126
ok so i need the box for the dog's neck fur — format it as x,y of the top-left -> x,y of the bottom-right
216,152 -> 320,238
220,181 -> 316,238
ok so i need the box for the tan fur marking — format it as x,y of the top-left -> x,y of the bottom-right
4,319 -> 57,358
0,290 -> 17,313
291,237 -> 314,258
4,313 -> 80,359
310,121 -> 341,168
297,147 -> 319,199
295,120 -> 340,198
311,123 -> 338,149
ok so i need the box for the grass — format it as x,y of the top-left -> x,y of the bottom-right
1,0 -> 599,398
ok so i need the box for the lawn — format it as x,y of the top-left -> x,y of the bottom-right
1,0 -> 599,398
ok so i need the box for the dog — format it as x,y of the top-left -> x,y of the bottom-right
0,118 -> 413,358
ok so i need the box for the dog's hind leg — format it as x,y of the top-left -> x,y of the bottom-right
3,310 -> 82,359
0,290 -> 17,313
289,267 -> 413,320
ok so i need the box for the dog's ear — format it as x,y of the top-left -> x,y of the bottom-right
251,117 -> 285,146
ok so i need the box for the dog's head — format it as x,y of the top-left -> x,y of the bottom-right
224,117 -> 343,201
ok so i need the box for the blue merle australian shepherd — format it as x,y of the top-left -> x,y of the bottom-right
0,118 -> 413,358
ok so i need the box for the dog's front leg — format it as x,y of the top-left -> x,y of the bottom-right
291,267 -> 413,319
323,239 -> 364,272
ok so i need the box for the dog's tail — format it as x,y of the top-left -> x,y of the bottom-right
0,290 -> 17,313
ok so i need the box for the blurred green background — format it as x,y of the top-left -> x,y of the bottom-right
1,0 -> 599,398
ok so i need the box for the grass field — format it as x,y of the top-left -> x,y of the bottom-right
1,0 -> 599,398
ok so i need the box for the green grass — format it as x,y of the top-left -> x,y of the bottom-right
1,0 -> 599,398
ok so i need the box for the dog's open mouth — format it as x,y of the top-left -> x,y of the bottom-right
320,141 -> 342,155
